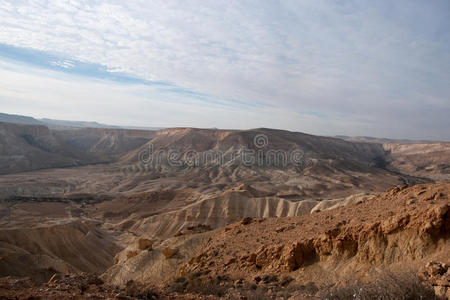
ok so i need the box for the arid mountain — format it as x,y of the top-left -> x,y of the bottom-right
335,135 -> 440,144
122,127 -> 388,171
0,122 -> 155,174
39,118 -> 121,129
0,113 -> 43,126
0,125 -> 416,239
0,122 -> 82,174
337,135 -> 450,180
0,112 -> 163,130
0,124 -> 440,243
0,220 -> 119,283
383,142 -> 450,180
0,125 -> 402,194
0,120 -> 449,299
40,118 -> 163,131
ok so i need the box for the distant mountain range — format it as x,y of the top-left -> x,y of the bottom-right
0,112 -> 444,143
0,112 -> 163,131
0,112 -> 43,125
333,135 -> 435,144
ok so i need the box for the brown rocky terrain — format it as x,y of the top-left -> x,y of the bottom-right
180,182 -> 449,277
1,125 -> 439,198
0,122 -> 449,299
101,182 -> 448,298
0,182 -> 448,299
383,142 -> 450,180
0,220 -> 119,283
0,122 -> 155,174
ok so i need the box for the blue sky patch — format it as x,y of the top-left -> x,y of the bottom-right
0,43 -> 165,86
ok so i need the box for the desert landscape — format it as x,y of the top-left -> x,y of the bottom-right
1,1 -> 449,298
0,114 -> 448,299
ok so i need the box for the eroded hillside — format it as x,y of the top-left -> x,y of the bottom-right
0,122 -> 155,174
1,183 -> 447,299
0,125 -> 449,299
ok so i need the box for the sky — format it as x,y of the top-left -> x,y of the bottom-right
0,0 -> 449,140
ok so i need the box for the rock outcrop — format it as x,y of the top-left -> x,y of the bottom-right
136,238 -> 153,251
425,261 -> 450,298
180,183 -> 450,288
162,247 -> 179,259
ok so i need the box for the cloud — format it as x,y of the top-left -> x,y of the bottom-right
0,0 -> 449,139
50,60 -> 74,69
0,60 -> 374,137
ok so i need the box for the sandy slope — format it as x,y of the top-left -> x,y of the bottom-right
0,220 -> 119,283
178,183 -> 449,287
118,188 -> 375,239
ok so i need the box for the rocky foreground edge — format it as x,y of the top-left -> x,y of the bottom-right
0,182 -> 449,299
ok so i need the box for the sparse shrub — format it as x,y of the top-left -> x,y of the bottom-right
240,286 -> 271,300
174,276 -> 186,284
280,275 -> 294,286
215,274 -> 230,282
275,281 -> 318,299
167,274 -> 228,297
321,271 -> 436,300
123,279 -> 159,299
261,274 -> 278,284
167,276 -> 187,293
167,270 -> 438,300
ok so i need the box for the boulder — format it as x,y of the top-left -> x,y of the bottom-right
113,254 -> 120,264
240,217 -> 253,225
162,247 -> 179,259
136,238 -> 153,251
425,261 -> 450,299
126,250 -> 138,260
